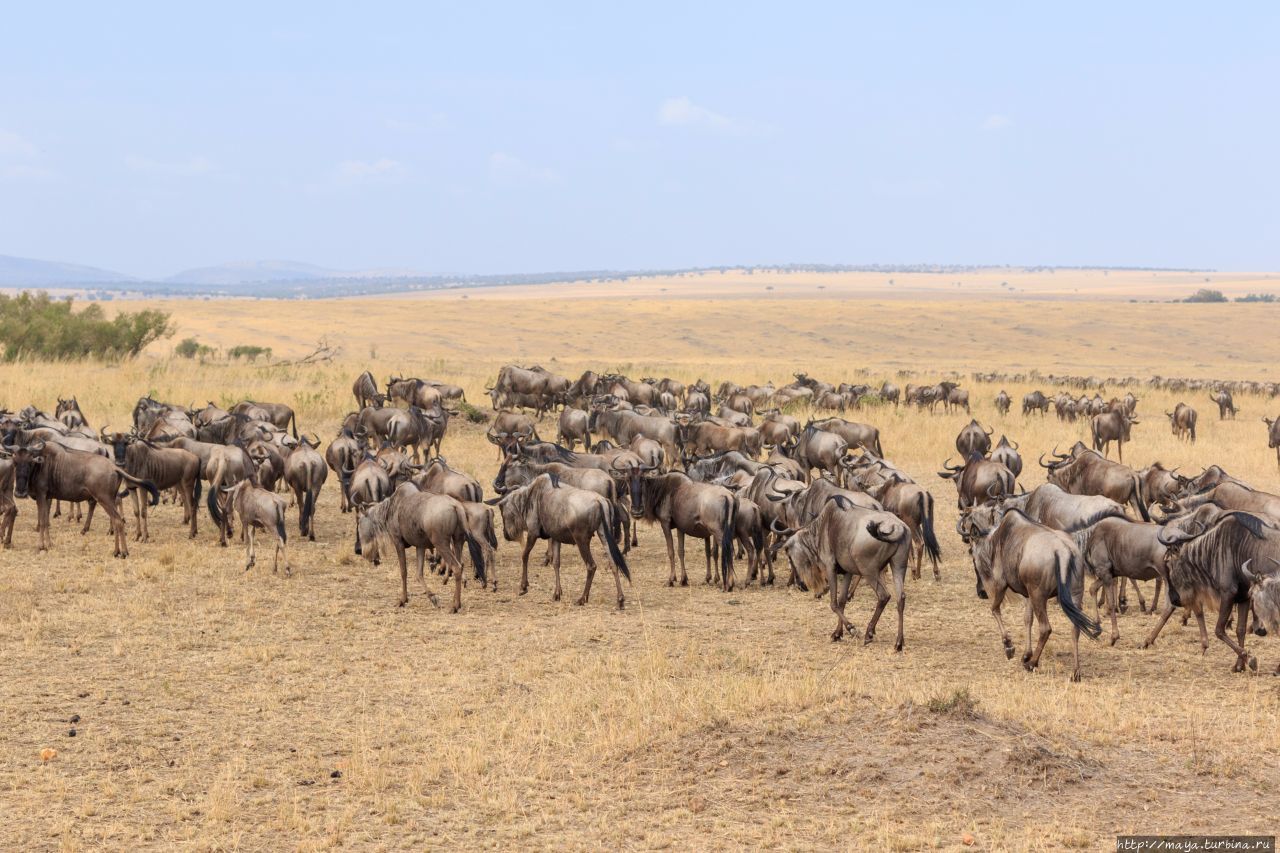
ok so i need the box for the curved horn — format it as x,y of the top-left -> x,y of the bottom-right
1242,559 -> 1256,583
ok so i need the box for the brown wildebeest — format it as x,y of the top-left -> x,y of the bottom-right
1022,390 -> 1049,416
326,428 -> 363,513
990,435 -> 1022,478
412,457 -> 482,504
1039,445 -> 1150,521
864,474 -> 942,582
1090,410 -> 1138,460
631,471 -> 738,590
346,454 -> 391,510
9,439 -> 159,558
994,390 -> 1011,415
485,412 -> 541,458
356,483 -> 485,611
231,400 -> 298,439
937,452 -> 1016,509
1138,462 -> 1181,509
1166,403 -> 1197,443
352,370 -> 384,410
104,431 -> 201,540
1083,517 -> 1167,644
955,419 -> 992,458
487,473 -> 629,608
208,479 -> 291,575
959,508 -> 1101,681
0,455 -> 19,547
556,407 -> 591,451
810,417 -> 883,457
771,494 -> 911,649
1264,416 -> 1280,468
1209,389 -> 1238,420
283,435 -> 327,541
784,422 -> 848,483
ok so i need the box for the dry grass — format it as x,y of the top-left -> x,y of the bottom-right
2,288 -> 1280,850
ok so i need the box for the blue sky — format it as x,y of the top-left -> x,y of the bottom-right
1,3 -> 1277,277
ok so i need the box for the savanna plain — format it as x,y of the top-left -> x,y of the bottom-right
4,271 -> 1280,851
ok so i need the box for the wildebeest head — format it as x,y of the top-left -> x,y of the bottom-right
11,439 -> 45,499
1242,558 -> 1280,636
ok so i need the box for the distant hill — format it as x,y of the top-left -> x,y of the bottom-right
0,254 -> 134,286
164,259 -> 344,286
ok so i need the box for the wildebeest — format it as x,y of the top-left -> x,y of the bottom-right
326,428 -> 363,512
959,508 -> 1101,681
412,457 -> 483,504
1166,403 -> 1197,443
864,474 -> 941,581
1137,462 -> 1181,510
1090,410 -> 1138,460
880,382 -> 900,408
938,452 -> 1016,509
487,473 -> 629,608
104,430 -> 202,540
283,435 -> 327,540
1264,416 -> 1280,468
1209,389 -> 1238,420
994,390 -> 1011,416
0,455 -> 17,547
231,400 -> 298,439
208,479 -> 291,574
771,494 -> 911,649
1147,509 -> 1277,671
990,435 -> 1022,478
1082,517 -> 1167,644
9,440 -> 159,557
810,417 -> 883,457
556,407 -> 591,451
1040,445 -> 1150,521
784,423 -> 848,483
346,454 -> 391,510
485,411 -> 541,457
352,370 -> 384,410
1022,390 -> 1050,416
955,419 -> 992,458
356,483 -> 485,611
630,471 -> 738,590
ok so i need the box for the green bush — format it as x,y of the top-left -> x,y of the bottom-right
0,290 -> 173,361
1184,288 -> 1227,303
228,344 -> 273,362
175,337 -> 200,358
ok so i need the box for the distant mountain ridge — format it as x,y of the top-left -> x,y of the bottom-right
0,254 -> 135,285
164,260 -> 344,286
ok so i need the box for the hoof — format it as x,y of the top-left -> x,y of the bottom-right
680,578 -> 689,587
1003,642 -> 1015,660
830,631 -> 843,642
1248,656 -> 1259,672
575,597 -> 587,606
1110,635 -> 1119,647
893,640 -> 904,653
1070,671 -> 1082,683
1022,660 -> 1036,672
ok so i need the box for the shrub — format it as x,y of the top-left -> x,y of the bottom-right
0,290 -> 173,361
1184,288 -> 1227,303
228,344 -> 273,362
1235,293 -> 1277,303
175,337 -> 201,358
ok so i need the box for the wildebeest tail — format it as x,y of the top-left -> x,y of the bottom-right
601,517 -> 630,580
1130,474 -> 1150,522
290,410 -> 298,440
276,505 -> 288,545
483,508 -> 498,548
918,491 -> 941,567
302,486 -> 316,535
872,433 -> 884,458
866,518 -> 905,544
192,475 -> 201,505
750,509 -> 764,556
119,470 -> 162,506
207,485 -> 224,528
457,504 -> 486,583
1055,549 -> 1102,639
720,495 -> 736,582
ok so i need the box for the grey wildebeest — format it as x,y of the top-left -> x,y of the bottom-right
994,390 -> 1011,416
959,508 -> 1101,681
356,483 -> 485,611
771,494 -> 911,649
283,435 -> 327,540
352,370 -> 384,410
495,454 -> 630,555
784,422 -> 849,483
1022,390 -> 1050,416
412,457 -> 483,504
937,452 -> 1016,509
9,439 -> 159,557
1091,410 -> 1138,460
1082,517 -> 1167,644
346,454 -> 391,510
1166,403 -> 1197,443
326,428 -> 363,512
208,479 -> 291,575
485,412 -> 541,458
231,400 -> 298,440
104,430 -> 201,540
487,473 -> 629,608
1147,509 -> 1278,671
1210,389 -> 1238,420
810,417 -> 883,458
1263,416 -> 1280,468
556,407 -> 591,451
955,419 -> 992,458
631,471 -> 738,590
0,455 -> 17,547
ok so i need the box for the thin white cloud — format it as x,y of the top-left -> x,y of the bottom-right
489,152 -> 559,187
981,114 -> 1013,131
0,129 -> 58,182
126,155 -> 215,176
335,157 -> 405,182
658,96 -> 735,131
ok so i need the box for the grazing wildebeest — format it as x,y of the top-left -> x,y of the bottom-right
955,419 -> 992,458
9,439 -> 159,557
1146,510 -> 1278,672
990,435 -> 1022,478
104,430 -> 202,540
208,479 -> 291,575
631,471 -> 738,590
231,400 -> 298,439
283,435 -> 327,541
356,483 -> 485,611
1090,410 -> 1138,460
1166,403 -> 1197,443
412,457 -> 483,504
1209,389 -> 1238,420
771,494 -> 911,649
1264,416 -> 1280,468
880,382 -> 900,408
487,473 -> 629,608
1138,462 -> 1182,510
485,411 -> 541,457
810,417 -> 883,457
959,508 -> 1101,681
352,370 -> 384,410
994,390 -> 1011,416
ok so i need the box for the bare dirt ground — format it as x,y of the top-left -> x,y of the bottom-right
2,285 -> 1280,850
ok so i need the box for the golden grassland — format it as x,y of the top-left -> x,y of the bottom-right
3,288 -> 1280,850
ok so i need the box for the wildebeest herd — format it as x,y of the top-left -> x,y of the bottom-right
4,367 -> 1280,683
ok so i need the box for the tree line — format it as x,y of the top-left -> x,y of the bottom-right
0,291 -> 173,361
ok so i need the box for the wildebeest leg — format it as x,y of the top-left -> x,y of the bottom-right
395,542 -> 409,606
1194,608 -> 1209,654
911,534 -> 922,580
543,541 -> 554,567
1069,623 -> 1083,682
551,541 -> 563,602
829,570 -> 854,642
890,546 -> 908,651
676,530 -> 690,586
659,522 -> 678,586
130,489 -> 143,542
1141,600 -> 1178,648
1105,579 -> 1121,646
519,535 -> 535,595
244,524 -> 256,571
1025,594 -> 1052,671
81,499 -> 97,535
703,537 -> 715,586
1221,599 -> 1256,672
862,570 -> 891,646
0,505 -> 13,547
416,546 -> 428,586
1130,578 -> 1147,613
576,538 -> 596,606
989,586 -> 1014,659
597,526 -> 625,610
